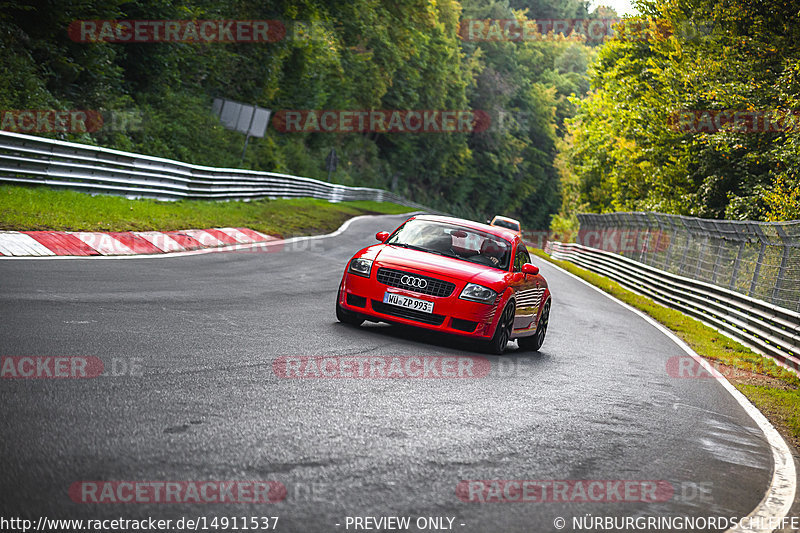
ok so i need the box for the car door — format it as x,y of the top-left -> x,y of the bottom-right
510,245 -> 541,333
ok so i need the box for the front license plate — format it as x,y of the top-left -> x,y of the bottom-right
383,292 -> 434,314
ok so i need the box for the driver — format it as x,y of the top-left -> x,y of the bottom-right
479,239 -> 506,266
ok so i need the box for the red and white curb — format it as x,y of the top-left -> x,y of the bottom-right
0,227 -> 279,257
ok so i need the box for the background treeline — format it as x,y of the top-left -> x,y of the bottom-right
555,0 -> 800,236
1,0 -> 605,230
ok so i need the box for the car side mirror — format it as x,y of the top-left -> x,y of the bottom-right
522,263 -> 539,276
376,231 -> 390,242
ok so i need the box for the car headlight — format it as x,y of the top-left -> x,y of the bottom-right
459,283 -> 497,304
348,258 -> 373,278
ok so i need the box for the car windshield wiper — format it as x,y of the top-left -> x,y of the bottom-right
390,242 -> 428,252
390,243 -> 458,258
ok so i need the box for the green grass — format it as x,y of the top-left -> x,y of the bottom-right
531,248 -> 800,447
0,185 -> 415,237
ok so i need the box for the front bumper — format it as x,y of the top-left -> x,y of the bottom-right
338,270 -> 503,339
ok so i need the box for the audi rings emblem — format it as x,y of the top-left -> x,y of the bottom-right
401,275 -> 428,289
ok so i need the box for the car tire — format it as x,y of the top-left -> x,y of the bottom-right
486,301 -> 515,355
518,300 -> 550,351
336,289 -> 365,326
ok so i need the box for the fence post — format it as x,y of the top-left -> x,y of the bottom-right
678,217 -> 692,275
771,225 -> 791,307
694,234 -> 708,278
662,214 -> 676,271
749,226 -> 767,298
729,242 -> 745,292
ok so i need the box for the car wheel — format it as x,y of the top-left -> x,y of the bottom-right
336,288 -> 364,326
486,301 -> 515,355
518,300 -> 550,351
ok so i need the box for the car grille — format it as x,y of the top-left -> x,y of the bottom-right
376,268 -> 456,298
371,300 -> 446,325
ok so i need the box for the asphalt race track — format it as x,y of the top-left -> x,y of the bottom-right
0,214 -> 780,532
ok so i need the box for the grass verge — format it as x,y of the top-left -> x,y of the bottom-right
0,185 -> 415,237
531,248 -> 800,450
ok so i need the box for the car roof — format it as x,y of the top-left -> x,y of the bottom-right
409,214 -> 521,243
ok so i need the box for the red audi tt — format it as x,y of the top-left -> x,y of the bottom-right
335,215 -> 551,354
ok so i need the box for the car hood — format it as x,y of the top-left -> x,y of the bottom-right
373,245 -> 507,287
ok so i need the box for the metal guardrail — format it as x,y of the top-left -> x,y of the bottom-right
546,241 -> 800,373
0,130 -> 429,208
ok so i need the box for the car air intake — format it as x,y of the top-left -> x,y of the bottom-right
346,294 -> 367,308
376,268 -> 456,298
450,318 -> 478,332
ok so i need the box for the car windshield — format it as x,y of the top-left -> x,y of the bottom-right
493,219 -> 520,232
386,220 -> 512,271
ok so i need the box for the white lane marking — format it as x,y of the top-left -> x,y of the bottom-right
0,232 -> 56,256
0,212 -> 423,260
540,259 -> 796,533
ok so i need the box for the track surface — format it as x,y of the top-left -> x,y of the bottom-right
0,214 -> 775,532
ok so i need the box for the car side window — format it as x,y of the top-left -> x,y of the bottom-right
521,247 -> 531,266
513,246 -> 531,272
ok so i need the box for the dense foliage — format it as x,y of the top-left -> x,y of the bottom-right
0,0 -> 602,229
556,0 -> 800,231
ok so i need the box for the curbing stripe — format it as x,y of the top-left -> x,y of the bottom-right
164,231 -> 204,251
135,232 -> 184,253
107,232 -> 163,255
0,232 -> 56,256
182,229 -> 224,247
215,227 -> 256,244
236,227 -> 275,242
28,231 -> 99,256
539,258 -> 796,533
71,232 -> 134,256
203,228 -> 239,245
